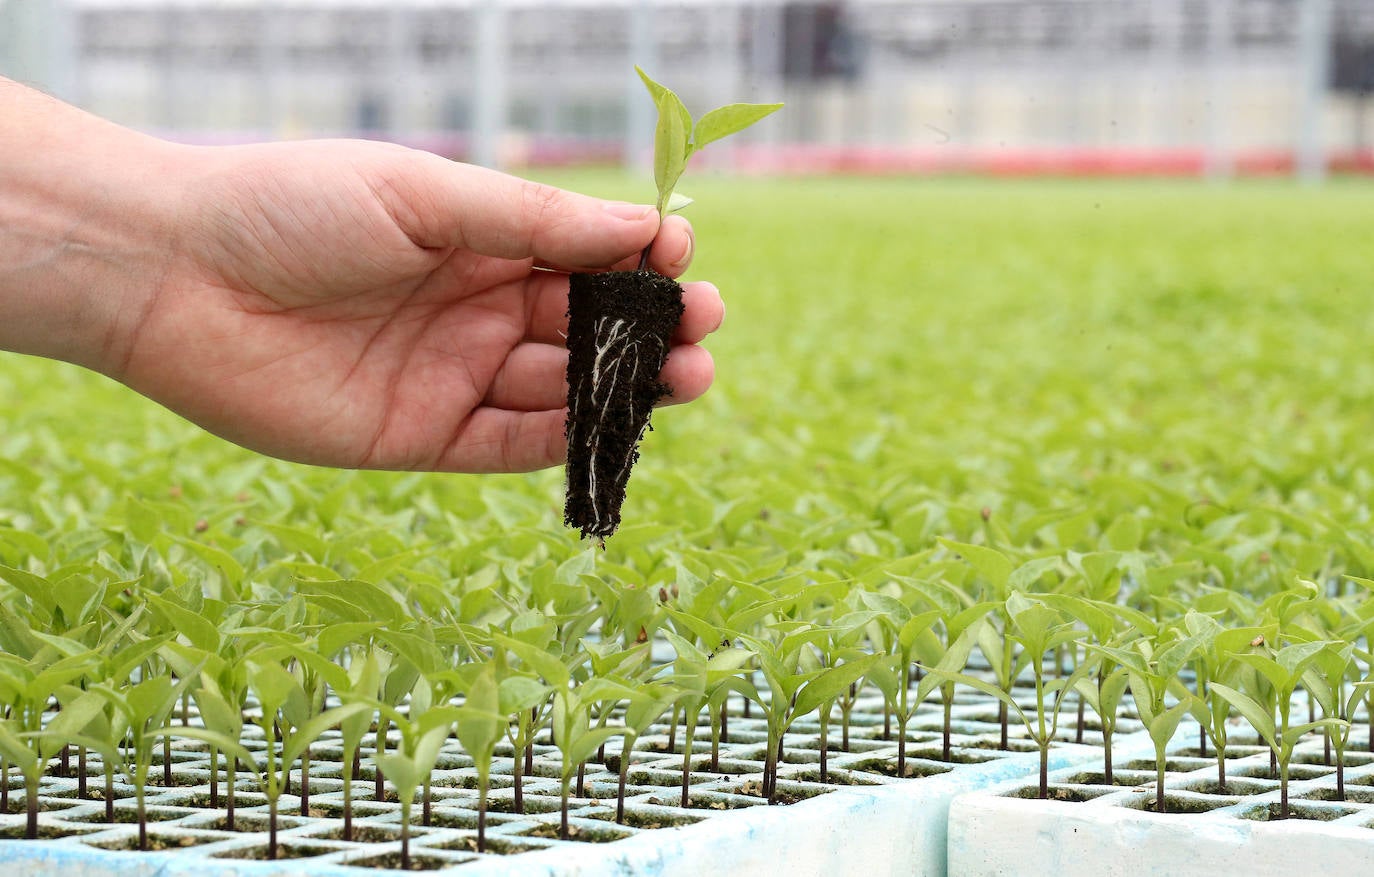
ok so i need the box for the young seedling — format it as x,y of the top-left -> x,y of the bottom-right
563,68 -> 780,541
1213,640 -> 1347,818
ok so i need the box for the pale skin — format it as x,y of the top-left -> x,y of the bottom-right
0,77 -> 722,473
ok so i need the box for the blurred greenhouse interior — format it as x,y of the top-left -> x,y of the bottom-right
2,0 -> 1372,179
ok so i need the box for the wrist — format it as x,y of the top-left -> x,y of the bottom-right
0,78 -> 191,375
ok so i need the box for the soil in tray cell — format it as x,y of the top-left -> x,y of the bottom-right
1173,777 -> 1278,796
521,822 -> 633,842
85,832 -> 229,851
1126,795 -> 1242,815
1061,770 -> 1157,787
192,813 -> 307,833
308,799 -> 395,819
1231,763 -> 1335,781
0,823 -> 97,840
214,843 -> 339,860
732,779 -> 831,805
305,823 -> 420,844
486,795 -> 564,815
905,747 -> 1002,765
1297,786 -> 1374,805
66,806 -> 195,824
343,852 -> 462,870
587,807 -> 705,829
1294,750 -> 1374,766
1240,802 -> 1363,822
1,797 -> 77,815
1007,785 -> 1117,803
1122,757 -> 1213,774
422,810 -> 521,831
437,835 -> 545,856
849,758 -> 955,779
791,768 -> 881,786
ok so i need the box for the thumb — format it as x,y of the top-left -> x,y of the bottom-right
387,153 -> 659,268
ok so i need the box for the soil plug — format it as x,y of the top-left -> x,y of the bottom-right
563,271 -> 682,540
563,67 -> 779,540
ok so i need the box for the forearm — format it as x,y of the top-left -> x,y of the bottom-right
0,77 -> 188,373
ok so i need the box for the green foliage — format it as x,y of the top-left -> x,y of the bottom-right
635,66 -> 781,217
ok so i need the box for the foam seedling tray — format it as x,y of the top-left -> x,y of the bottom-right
948,727 -> 1374,877
0,687 -> 1126,876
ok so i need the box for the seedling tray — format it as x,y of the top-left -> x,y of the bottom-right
0,689 -> 1122,876
947,729 -> 1374,877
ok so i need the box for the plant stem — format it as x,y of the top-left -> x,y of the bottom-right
1,760 -> 8,813
1103,730 -> 1114,786
1199,722 -> 1207,758
680,723 -> 695,808
560,777 -> 571,840
763,731 -> 778,804
25,774 -> 38,840
819,707 -> 829,782
616,737 -> 631,824
422,779 -> 432,826
998,701 -> 1009,750
1039,744 -> 1050,799
575,763 -> 585,800
162,736 -> 172,788
882,702 -> 891,741
637,245 -> 651,272
1155,764 -> 1166,814
1337,747 -> 1346,801
78,746 -> 87,799
375,718 -> 387,802
137,785 -> 148,851
942,687 -> 954,762
58,744 -> 69,777
209,747 -> 218,808
342,751 -> 353,841
400,802 -> 411,870
226,758 -> 236,831
1075,694 -> 1085,745
1280,761 -> 1290,819
1216,747 -> 1227,794
513,737 -> 525,814
711,703 -> 723,773
478,783 -> 488,853
268,795 -> 279,860
104,764 -> 114,822
667,704 -> 679,752
300,746 -> 311,817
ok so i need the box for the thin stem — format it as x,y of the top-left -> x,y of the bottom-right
162,736 -> 172,788
26,774 -> 38,840
616,737 -> 631,824
268,795 -> 279,860
137,785 -> 148,851
636,245 -> 651,272
560,778 -> 571,840
478,783 -> 488,853
300,747 -> 311,817
78,746 -> 87,799
1039,744 -> 1050,799
513,734 -> 526,815
104,764 -> 114,823
819,707 -> 829,782
226,758 -> 236,831
400,803 -> 411,870
209,747 -> 218,808
343,750 -> 353,841
422,779 -> 432,827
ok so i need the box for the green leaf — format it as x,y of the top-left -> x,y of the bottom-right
1211,682 -> 1277,750
692,102 -> 782,151
793,653 -> 882,719
651,91 -> 691,215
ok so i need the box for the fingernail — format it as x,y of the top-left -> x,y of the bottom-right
605,202 -> 656,221
671,234 -> 694,269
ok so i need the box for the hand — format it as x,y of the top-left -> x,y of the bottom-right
124,143 -> 721,473
0,80 -> 723,474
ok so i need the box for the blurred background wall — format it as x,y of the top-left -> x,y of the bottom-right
2,0 -> 1372,179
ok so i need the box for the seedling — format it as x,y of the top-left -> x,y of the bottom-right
563,68 -> 780,541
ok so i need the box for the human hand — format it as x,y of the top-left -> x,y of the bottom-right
0,82 -> 722,473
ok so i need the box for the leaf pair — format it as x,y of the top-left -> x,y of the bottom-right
636,67 -> 782,218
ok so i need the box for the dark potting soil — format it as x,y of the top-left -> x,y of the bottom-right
564,270 -> 684,540
346,852 -> 454,870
